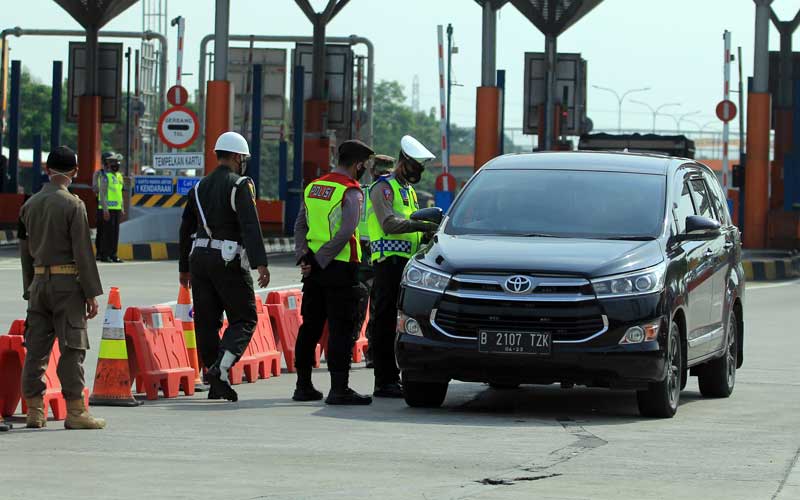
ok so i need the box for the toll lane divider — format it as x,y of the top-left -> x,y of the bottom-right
743,255 -> 800,281
1,319 -> 89,420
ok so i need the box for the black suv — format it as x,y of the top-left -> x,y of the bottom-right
396,151 -> 745,418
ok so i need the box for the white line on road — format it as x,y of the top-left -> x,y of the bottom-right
747,279 -> 800,291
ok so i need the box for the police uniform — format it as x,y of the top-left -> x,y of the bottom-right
293,139 -> 374,405
178,132 -> 269,402
94,152 -> 125,263
368,136 -> 436,397
18,146 -> 106,430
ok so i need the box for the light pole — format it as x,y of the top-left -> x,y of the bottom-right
592,85 -> 650,133
630,100 -> 680,133
665,110 -> 701,133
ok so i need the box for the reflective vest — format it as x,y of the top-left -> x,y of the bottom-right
101,172 -> 124,211
357,184 -> 372,243
367,176 -> 421,262
303,173 -> 362,264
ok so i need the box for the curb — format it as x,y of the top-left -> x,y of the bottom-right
743,255 -> 800,281
108,237 -> 295,262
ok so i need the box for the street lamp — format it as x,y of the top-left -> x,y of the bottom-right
592,85 -> 651,133
629,100 -> 680,133
664,110 -> 701,133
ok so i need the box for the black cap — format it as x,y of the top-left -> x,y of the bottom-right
46,146 -> 78,172
337,139 -> 374,166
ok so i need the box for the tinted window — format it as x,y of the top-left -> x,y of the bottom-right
673,179 -> 696,234
703,171 -> 731,226
689,178 -> 716,221
446,169 -> 666,239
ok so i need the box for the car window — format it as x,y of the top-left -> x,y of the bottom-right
689,178 -> 716,221
703,171 -> 731,226
673,179 -> 696,234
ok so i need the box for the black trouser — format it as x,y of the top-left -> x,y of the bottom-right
371,256 -> 407,387
95,209 -> 105,258
100,210 -> 121,259
295,261 -> 359,373
189,248 -> 258,368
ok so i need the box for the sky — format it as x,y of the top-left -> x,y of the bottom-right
3,0 -> 799,135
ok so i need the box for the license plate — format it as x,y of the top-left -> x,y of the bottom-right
478,331 -> 552,355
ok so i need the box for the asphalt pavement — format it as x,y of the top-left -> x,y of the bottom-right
0,247 -> 798,500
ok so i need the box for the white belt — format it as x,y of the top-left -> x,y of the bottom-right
193,238 -> 244,253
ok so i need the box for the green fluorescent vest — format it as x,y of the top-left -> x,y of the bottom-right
357,184 -> 372,242
304,174 -> 362,264
101,172 -> 124,211
367,176 -> 421,262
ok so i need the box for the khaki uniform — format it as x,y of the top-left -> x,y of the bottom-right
18,183 -> 103,401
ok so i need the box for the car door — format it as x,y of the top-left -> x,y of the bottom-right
671,171 -> 713,359
686,172 -> 723,359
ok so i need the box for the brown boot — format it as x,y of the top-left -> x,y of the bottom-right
25,397 -> 47,428
64,399 -> 106,430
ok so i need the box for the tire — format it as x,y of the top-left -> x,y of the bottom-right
402,376 -> 448,408
637,320 -> 682,418
698,309 -> 737,398
489,383 -> 520,390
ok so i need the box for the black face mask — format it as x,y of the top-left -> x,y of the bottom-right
355,162 -> 367,181
110,164 -> 120,172
238,156 -> 248,175
405,164 -> 423,184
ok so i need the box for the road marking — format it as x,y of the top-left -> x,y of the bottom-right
157,283 -> 303,307
748,279 -> 800,291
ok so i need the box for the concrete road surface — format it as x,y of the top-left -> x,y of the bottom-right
0,247 -> 798,500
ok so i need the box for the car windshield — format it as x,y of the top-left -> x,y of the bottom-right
446,169 -> 666,239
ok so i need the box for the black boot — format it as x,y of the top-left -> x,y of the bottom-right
374,382 -> 404,398
207,363 -> 238,402
0,419 -> 11,432
293,367 -> 323,401
325,371 -> 372,406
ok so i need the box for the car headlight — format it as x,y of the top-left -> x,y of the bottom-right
401,260 -> 451,293
591,262 -> 666,298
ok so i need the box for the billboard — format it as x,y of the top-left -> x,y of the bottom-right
67,42 -> 123,123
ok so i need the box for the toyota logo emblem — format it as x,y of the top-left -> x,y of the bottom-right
505,275 -> 532,294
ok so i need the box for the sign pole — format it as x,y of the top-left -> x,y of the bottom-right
437,25 -> 449,178
722,30 -> 731,192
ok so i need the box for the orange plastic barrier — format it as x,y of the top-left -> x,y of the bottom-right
265,289 -> 320,372
217,300 -> 282,385
1,320 -> 89,420
125,306 -> 195,400
176,286 -> 204,390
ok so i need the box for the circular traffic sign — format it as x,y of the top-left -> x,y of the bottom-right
158,106 -> 199,149
167,85 -> 189,107
435,173 -> 457,192
716,100 -> 737,122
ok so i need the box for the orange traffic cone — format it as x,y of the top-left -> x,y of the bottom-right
89,287 -> 141,407
177,286 -> 206,391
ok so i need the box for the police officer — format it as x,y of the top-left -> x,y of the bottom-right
368,135 -> 438,398
178,132 -> 270,402
357,155 -> 395,368
18,146 -> 106,430
293,139 -> 375,405
93,152 -> 125,263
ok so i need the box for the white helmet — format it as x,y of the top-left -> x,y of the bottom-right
400,135 -> 435,164
214,131 -> 251,158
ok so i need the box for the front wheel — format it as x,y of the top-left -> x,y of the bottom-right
402,375 -> 448,408
637,320 -> 682,418
698,309 -> 737,398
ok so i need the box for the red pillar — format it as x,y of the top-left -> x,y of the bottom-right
204,80 -> 232,175
77,96 -> 102,185
302,99 -> 330,185
743,92 -> 772,249
474,86 -> 500,171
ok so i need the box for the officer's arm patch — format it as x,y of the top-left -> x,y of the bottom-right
308,184 -> 335,201
248,179 -> 256,201
382,186 -> 392,201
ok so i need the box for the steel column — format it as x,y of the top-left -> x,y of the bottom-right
6,60 -> 20,193
50,61 -> 63,152
213,0 -> 230,81
250,64 -> 262,198
481,3 -> 496,87
543,34 -> 557,150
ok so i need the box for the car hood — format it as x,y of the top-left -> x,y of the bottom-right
419,233 -> 664,278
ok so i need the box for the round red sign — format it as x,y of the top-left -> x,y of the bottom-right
716,100 -> 737,123
157,106 -> 199,149
435,173 -> 457,192
167,85 -> 189,107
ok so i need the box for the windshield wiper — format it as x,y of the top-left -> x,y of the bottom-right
519,232 -> 562,238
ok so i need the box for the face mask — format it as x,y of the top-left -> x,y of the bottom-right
238,156 -> 248,175
355,162 -> 367,181
405,165 -> 423,184
50,170 -> 76,184
111,164 -> 120,172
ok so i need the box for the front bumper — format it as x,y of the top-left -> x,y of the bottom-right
396,287 -> 669,390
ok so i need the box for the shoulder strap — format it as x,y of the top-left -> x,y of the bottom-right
231,176 -> 250,212
193,180 -> 213,239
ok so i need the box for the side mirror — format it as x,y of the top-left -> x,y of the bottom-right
677,215 -> 721,241
410,207 -> 443,225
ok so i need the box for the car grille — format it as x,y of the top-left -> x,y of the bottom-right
432,274 -> 607,343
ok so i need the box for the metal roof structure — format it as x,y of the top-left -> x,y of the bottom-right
53,0 -> 140,29
509,0 -> 603,35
